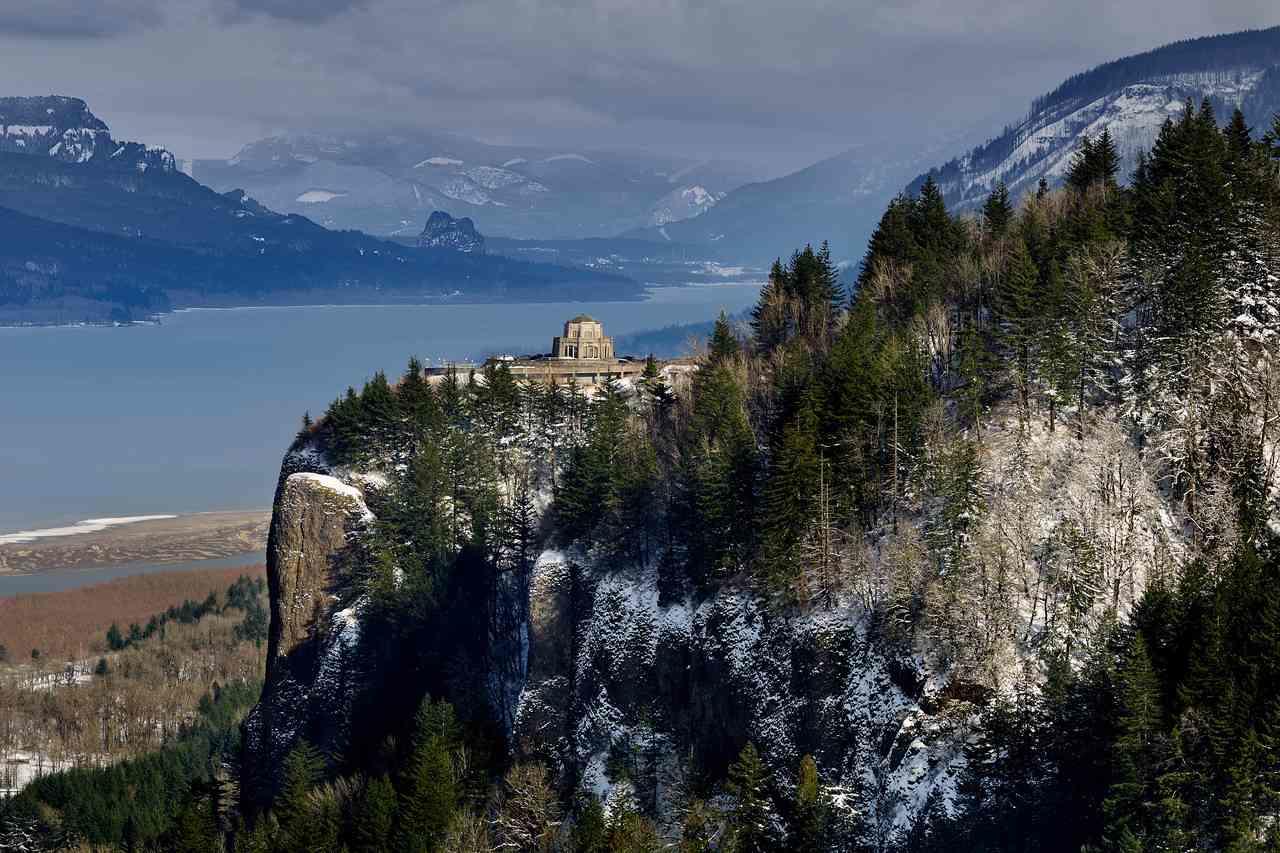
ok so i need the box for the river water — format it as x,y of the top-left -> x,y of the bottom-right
0,283 -> 762,541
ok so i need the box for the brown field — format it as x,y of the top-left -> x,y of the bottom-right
0,563 -> 265,664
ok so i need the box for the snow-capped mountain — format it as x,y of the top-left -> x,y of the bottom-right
195,131 -> 766,240
648,184 -> 725,226
626,143 -> 939,265
911,28 -> 1280,208
641,27 -> 1280,267
0,95 -> 175,173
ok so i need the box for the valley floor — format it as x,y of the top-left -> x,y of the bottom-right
0,510 -> 269,574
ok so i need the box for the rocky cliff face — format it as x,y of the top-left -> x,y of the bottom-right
0,96 -> 175,172
244,401 -> 1178,829
418,209 -> 486,253
242,458 -> 376,805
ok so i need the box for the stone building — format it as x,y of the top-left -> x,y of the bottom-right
551,315 -> 614,360
426,315 -> 694,391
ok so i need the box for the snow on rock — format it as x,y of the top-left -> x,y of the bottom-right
438,177 -> 492,206
926,68 -> 1271,209
649,184 -> 724,226
513,556 -> 970,830
463,166 -> 527,190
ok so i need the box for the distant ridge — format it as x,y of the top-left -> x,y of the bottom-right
909,27 -> 1280,209
0,96 -> 641,325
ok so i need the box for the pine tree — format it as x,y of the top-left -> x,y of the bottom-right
753,259 -> 790,352
1102,635 -> 1166,848
352,775 -> 398,853
275,740 -> 325,850
723,742 -> 775,853
678,799 -> 717,853
791,755 -> 829,853
1095,127 -> 1120,186
994,236 -> 1040,413
397,698 -> 460,853
982,180 -> 1013,237
709,311 -> 741,363
677,360 -> 758,585
758,395 -> 821,599
1067,135 -> 1098,191
571,797 -> 608,853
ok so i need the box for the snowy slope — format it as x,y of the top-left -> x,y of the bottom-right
0,96 -> 176,173
912,28 -> 1280,208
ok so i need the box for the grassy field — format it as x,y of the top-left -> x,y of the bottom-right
0,564 -> 265,664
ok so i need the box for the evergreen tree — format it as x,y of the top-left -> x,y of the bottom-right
351,775 -> 398,853
678,800 -> 716,853
993,236 -> 1040,412
397,698 -> 460,853
709,311 -> 741,363
982,180 -> 1013,237
571,797 -> 608,853
275,740 -> 325,851
723,743 -> 775,853
758,394 -> 821,598
753,259 -> 791,352
791,755 -> 829,853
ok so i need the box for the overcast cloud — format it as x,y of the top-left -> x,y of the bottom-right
1,0 -> 1276,172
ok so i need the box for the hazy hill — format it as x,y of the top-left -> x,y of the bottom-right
194,130 -> 766,240
0,98 -> 641,324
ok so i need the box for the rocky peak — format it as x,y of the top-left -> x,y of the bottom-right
0,94 -> 175,172
417,209 -> 486,253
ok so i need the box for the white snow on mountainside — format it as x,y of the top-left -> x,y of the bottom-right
414,156 -> 464,168
0,96 -> 176,173
923,66 -> 1280,209
295,189 -> 348,203
649,184 -> 725,226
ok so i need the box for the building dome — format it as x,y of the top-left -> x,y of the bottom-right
553,315 -> 614,360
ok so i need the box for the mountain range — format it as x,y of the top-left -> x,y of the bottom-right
194,131 -> 765,241
200,27 -> 1280,270
0,98 -> 638,324
4,26 -> 1280,324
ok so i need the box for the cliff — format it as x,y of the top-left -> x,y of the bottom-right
241,390 -> 1181,835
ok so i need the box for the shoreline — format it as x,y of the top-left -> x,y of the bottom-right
0,280 -> 762,329
0,510 -> 270,575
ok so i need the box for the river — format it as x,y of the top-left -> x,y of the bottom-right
0,283 -> 762,540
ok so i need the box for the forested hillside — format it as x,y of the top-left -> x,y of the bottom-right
6,99 -> 1279,851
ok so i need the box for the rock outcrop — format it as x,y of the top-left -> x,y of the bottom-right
0,95 -> 176,171
242,465 -> 373,806
266,472 -> 370,663
243,405 -> 1177,830
417,210 -> 486,253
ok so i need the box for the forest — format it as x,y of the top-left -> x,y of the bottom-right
0,575 -> 267,848
5,100 -> 1280,851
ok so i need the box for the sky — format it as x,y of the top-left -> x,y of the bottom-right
2,0 -> 1278,175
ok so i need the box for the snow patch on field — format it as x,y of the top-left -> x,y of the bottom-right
0,515 -> 178,545
295,189 -> 348,203
414,156 -> 463,168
